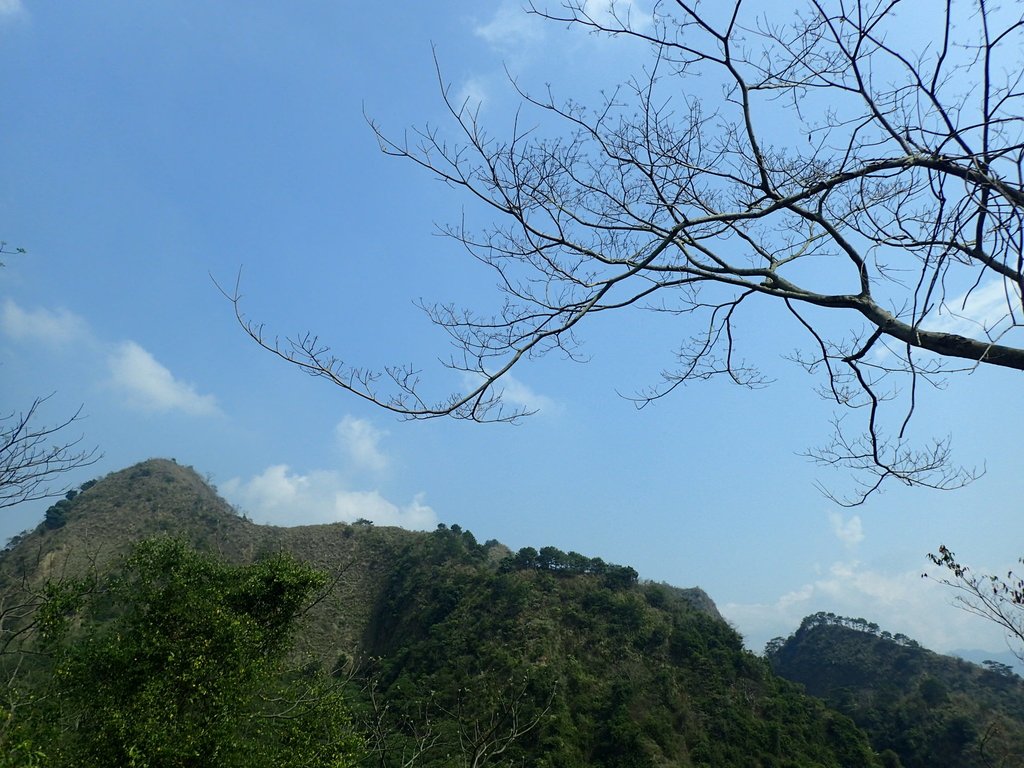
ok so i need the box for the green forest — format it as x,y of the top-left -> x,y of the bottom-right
5,0 -> 1024,764
766,613 -> 1024,767
0,460 -> 1019,767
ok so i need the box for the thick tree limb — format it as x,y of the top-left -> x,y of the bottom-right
234,0 -> 1024,502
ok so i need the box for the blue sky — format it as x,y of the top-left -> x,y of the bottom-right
1,0 -> 1022,656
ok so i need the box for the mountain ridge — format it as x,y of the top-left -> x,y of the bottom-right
0,458 -> 887,766
767,613 -> 1024,767
3,458 -> 725,659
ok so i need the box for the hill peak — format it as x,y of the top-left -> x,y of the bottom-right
1,458 -> 252,583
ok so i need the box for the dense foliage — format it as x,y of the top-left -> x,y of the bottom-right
767,614 -> 1024,768
13,463 -> 991,767
357,526 -> 880,767
1,538 -> 362,767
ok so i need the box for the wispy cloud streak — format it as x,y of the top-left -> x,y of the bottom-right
108,341 -> 221,416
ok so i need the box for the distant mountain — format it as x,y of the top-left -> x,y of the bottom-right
767,612 -> 1024,768
1,459 -> 884,766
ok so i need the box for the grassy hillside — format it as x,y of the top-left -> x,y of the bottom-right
767,613 -> 1024,768
0,458 -> 419,658
0,460 -> 885,766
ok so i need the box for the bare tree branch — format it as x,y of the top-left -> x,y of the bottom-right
0,395 -> 100,511
925,545 -> 1024,664
1,245 -> 100,510
234,1 -> 1024,501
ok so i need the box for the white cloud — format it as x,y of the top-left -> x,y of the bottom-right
462,371 -> 559,414
828,511 -> 864,547
929,279 -> 1023,339
0,0 -> 25,20
221,464 -> 437,529
1,299 -> 91,347
474,3 -> 545,52
474,1 -> 651,54
108,341 -> 220,417
336,415 -> 389,473
499,373 -> 560,413
2,301 -> 219,418
455,77 -> 489,113
332,490 -> 435,528
579,0 -> 652,30
869,278 -> 1023,365
724,559 -> 1010,656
